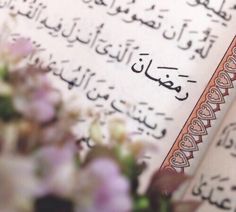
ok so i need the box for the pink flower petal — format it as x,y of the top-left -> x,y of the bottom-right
8,38 -> 34,59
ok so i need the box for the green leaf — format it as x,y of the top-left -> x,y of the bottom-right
0,96 -> 17,121
159,196 -> 171,212
0,65 -> 9,80
133,196 -> 150,211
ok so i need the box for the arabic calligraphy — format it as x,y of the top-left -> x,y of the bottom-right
21,37 -> 172,141
80,0 -> 229,59
0,0 -> 227,61
0,0 -> 140,64
187,0 -> 232,22
216,122 -> 236,158
0,0 -> 235,176
192,174 -> 236,211
131,53 -> 197,101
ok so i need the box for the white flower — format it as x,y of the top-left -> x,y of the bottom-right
0,81 -> 12,96
35,145 -> 77,198
75,158 -> 132,212
0,156 -> 38,212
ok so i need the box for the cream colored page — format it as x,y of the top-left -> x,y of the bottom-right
0,0 -> 235,186
183,99 -> 236,212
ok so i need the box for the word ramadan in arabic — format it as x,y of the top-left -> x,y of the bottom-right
131,53 -> 197,101
192,174 -> 236,211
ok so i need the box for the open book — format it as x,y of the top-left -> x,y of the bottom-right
182,89 -> 236,211
0,0 -> 235,210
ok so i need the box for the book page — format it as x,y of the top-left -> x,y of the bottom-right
0,0 -> 235,188
182,98 -> 236,212
161,37 -> 236,175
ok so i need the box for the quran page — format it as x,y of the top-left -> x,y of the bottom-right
182,99 -> 236,212
0,0 -> 235,188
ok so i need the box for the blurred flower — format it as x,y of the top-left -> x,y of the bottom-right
7,38 -> 34,62
0,35 -> 201,212
76,158 -> 132,212
13,73 -> 61,124
0,37 -> 33,66
0,122 -> 19,154
40,122 -> 77,145
35,144 -> 77,198
0,156 -> 38,212
89,119 -> 103,144
109,119 -> 126,143
0,81 -> 12,96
